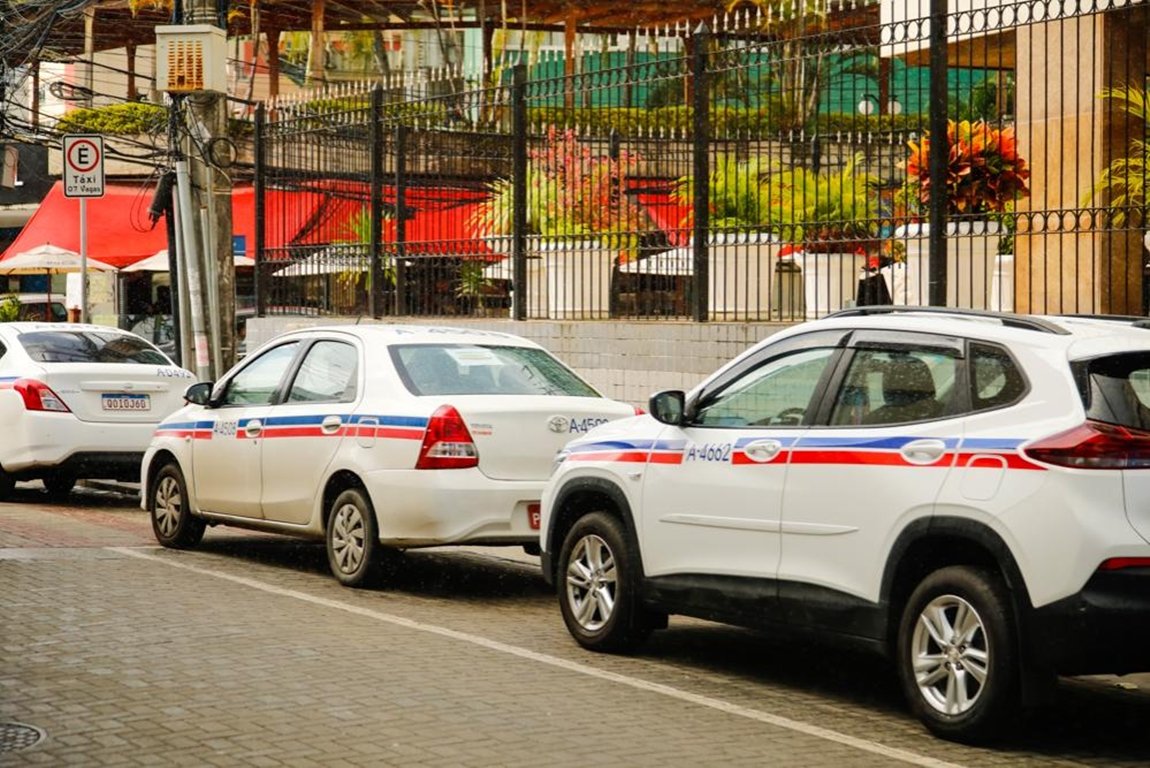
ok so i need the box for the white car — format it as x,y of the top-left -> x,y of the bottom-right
0,322 -> 193,498
539,307 -> 1150,743
141,324 -> 637,587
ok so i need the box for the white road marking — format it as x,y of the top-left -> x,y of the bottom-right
110,547 -> 966,768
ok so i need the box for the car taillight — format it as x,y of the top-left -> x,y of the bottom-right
633,405 -> 646,416
13,379 -> 70,412
1023,420 -> 1150,469
415,405 -> 478,470
1098,557 -> 1150,571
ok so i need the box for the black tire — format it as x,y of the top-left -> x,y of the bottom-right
149,463 -> 206,549
557,511 -> 654,653
326,488 -> 385,588
0,467 -> 14,500
897,566 -> 1020,744
43,474 -> 76,499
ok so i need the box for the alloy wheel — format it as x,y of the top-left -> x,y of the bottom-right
910,594 -> 991,715
565,533 -> 617,632
153,474 -> 182,539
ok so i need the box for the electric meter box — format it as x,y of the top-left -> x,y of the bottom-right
155,25 -> 227,93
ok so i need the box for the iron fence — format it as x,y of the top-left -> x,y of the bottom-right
255,0 -> 1150,321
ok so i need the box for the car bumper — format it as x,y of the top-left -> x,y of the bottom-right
1,413 -> 155,480
362,467 -> 543,546
1029,568 -> 1150,675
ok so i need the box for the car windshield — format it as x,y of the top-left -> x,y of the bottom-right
18,330 -> 170,365
392,344 -> 598,397
1076,352 -> 1150,430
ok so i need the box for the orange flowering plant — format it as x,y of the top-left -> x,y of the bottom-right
903,120 -> 1031,215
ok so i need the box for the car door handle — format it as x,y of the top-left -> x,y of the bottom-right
900,439 -> 947,464
743,439 -> 783,463
321,416 -> 343,435
244,420 -> 263,439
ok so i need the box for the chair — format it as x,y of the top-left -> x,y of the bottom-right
864,355 -> 942,425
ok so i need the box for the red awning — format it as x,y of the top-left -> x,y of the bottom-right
1,182 -> 169,269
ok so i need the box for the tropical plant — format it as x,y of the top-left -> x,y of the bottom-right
903,119 -> 1030,215
55,103 -> 167,136
339,208 -> 396,294
672,156 -> 772,230
765,155 -> 881,248
0,294 -> 20,323
1086,84 -> 1149,227
469,126 -> 657,256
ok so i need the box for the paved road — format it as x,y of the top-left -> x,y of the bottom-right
3,484 -> 1149,767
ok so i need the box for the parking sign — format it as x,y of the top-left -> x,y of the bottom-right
63,135 -> 105,198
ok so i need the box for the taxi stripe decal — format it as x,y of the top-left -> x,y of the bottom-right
154,414 -> 429,441
565,436 -> 1045,470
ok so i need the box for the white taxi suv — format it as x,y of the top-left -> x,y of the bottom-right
142,324 -> 637,587
540,307 -> 1150,743
0,322 -> 192,498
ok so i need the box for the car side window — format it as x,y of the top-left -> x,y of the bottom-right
286,341 -> 358,404
220,342 -> 300,407
831,349 -> 958,426
693,348 -> 837,428
970,343 -> 1027,412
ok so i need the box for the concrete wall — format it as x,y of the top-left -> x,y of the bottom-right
247,317 -> 792,407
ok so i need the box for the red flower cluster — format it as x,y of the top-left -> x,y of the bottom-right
904,120 -> 1030,214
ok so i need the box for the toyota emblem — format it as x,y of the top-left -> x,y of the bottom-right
547,415 -> 570,434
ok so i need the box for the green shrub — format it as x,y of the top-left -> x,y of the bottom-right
55,102 -> 168,135
0,294 -> 21,323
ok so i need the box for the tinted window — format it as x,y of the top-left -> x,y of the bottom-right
970,343 -> 1027,412
18,302 -> 68,322
392,344 -> 598,397
1077,352 -> 1150,430
287,341 -> 358,403
221,342 -> 299,406
694,348 -> 836,428
18,330 -> 169,364
830,348 -> 958,426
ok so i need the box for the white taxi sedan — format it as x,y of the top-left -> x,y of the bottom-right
141,324 -> 638,587
0,322 -> 193,498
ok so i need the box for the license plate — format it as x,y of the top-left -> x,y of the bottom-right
528,502 -> 541,530
102,393 -> 151,411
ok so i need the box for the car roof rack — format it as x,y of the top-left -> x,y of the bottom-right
825,305 -> 1072,335
1057,313 -> 1150,330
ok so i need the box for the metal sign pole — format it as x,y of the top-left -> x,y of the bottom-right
80,198 -> 88,324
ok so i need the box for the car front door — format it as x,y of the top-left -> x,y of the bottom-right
639,331 -> 848,585
778,331 -> 964,627
259,338 -> 361,525
192,341 -> 301,518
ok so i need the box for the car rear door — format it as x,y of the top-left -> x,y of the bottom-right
259,338 -> 361,525
639,330 -> 848,584
778,331 -> 964,621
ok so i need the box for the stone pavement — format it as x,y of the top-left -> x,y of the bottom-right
3,490 -> 1149,767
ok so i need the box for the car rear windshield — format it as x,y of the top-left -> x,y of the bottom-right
18,330 -> 170,365
1075,352 -> 1150,430
392,344 -> 599,397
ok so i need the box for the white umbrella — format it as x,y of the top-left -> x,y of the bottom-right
0,243 -> 117,274
0,243 -> 117,322
121,249 -> 256,273
272,250 -> 370,277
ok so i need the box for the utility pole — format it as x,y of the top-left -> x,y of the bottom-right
182,0 -> 236,375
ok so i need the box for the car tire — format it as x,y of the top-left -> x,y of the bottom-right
897,565 -> 1020,744
149,463 -> 206,549
326,488 -> 385,588
557,511 -> 654,653
43,474 -> 76,499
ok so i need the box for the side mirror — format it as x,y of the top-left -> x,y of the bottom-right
184,381 -> 215,406
648,390 -> 686,426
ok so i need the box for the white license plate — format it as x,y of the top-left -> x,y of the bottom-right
102,393 -> 151,411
